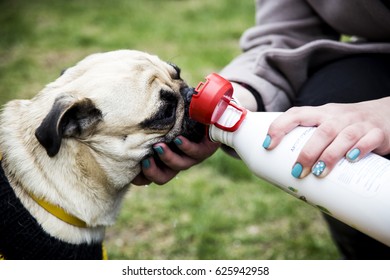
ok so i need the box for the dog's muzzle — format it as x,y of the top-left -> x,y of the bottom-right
181,86 -> 195,107
180,86 -> 205,143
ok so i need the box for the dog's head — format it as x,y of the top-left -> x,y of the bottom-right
34,50 -> 204,182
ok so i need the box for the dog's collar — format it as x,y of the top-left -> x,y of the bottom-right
0,150 -> 87,228
0,161 -> 106,259
28,192 -> 88,228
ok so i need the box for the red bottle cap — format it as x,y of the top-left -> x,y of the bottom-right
189,73 -> 233,125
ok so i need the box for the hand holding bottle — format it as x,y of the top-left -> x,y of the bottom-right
263,98 -> 390,178
189,73 -> 390,246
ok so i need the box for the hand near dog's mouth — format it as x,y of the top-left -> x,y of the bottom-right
133,86 -> 220,186
131,135 -> 220,186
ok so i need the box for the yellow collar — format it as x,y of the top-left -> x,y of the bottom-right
28,192 -> 88,228
0,150 -> 87,228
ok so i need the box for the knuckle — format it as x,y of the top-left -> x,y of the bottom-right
341,127 -> 360,142
298,149 -> 318,164
178,142 -> 199,157
154,179 -> 166,186
285,106 -> 300,115
286,106 -> 308,115
153,173 -> 176,185
372,127 -> 386,142
369,128 -> 388,154
316,122 -> 338,138
161,155 -> 176,166
267,121 -> 282,134
321,151 -> 338,165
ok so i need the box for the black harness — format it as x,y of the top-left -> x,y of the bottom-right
0,160 -> 104,260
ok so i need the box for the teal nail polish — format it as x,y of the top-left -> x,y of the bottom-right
142,159 -> 150,169
312,160 -> 326,177
154,146 -> 164,155
347,148 -> 360,161
291,163 -> 303,178
174,137 -> 182,146
262,134 -> 272,149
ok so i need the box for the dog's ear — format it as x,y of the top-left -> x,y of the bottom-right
35,95 -> 102,157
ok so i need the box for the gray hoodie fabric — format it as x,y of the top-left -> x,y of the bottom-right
220,0 -> 390,112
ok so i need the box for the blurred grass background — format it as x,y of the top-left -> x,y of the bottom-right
0,0 -> 339,259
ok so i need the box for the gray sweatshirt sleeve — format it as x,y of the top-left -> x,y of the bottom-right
221,0 -> 390,112
220,0 -> 342,112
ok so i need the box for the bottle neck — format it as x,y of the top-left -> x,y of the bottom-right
208,103 -> 247,147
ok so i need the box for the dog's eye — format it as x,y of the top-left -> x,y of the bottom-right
140,90 -> 178,130
158,90 -> 177,122
167,62 -> 181,80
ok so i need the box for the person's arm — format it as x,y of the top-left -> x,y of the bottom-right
220,0 -> 339,112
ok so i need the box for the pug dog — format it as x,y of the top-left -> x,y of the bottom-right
0,50 -> 204,259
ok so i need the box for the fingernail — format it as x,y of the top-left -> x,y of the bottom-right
262,134 -> 272,149
142,159 -> 150,169
312,160 -> 326,177
174,137 -> 182,146
153,146 -> 164,155
291,163 -> 303,178
347,148 -> 360,161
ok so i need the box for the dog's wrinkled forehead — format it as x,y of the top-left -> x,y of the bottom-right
34,50 -> 189,158
52,50 -> 184,118
60,50 -> 181,87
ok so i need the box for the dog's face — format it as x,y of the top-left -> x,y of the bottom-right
34,50 -> 204,185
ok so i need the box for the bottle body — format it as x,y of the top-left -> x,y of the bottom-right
209,105 -> 390,246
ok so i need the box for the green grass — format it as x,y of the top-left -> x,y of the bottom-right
0,0 -> 339,259
107,152 -> 337,259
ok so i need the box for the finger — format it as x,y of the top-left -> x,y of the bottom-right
264,107 -> 324,150
293,120 -> 344,178
131,159 -> 154,185
312,123 -> 367,177
140,156 -> 179,185
131,172 -> 152,186
347,128 -> 387,161
153,136 -> 219,171
174,136 -> 220,160
153,142 -> 198,171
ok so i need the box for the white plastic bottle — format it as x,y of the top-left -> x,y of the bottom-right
189,73 -> 390,246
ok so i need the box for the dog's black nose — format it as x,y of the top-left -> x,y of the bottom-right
181,87 -> 196,105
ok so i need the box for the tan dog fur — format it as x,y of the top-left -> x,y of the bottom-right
0,50 -> 191,245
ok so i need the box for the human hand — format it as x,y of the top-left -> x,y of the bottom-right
131,135 -> 220,185
263,97 -> 390,178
